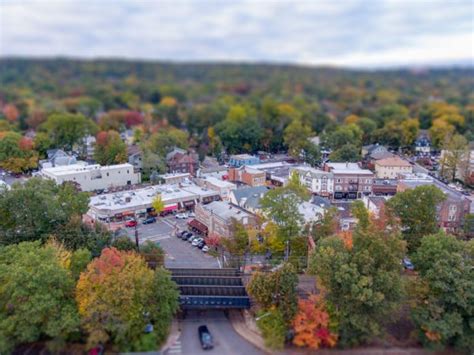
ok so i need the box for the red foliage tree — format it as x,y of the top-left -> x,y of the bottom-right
292,295 -> 338,349
18,137 -> 34,151
124,111 -> 143,127
3,104 -> 19,122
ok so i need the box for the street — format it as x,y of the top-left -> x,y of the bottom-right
126,215 -> 220,269
165,310 -> 264,355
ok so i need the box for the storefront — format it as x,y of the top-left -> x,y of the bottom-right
188,218 -> 209,235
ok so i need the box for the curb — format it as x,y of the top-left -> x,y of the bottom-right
228,310 -> 272,355
159,319 -> 181,354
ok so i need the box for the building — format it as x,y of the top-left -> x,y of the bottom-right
88,182 -> 221,221
372,179 -> 398,196
414,133 -> 431,156
39,149 -> 78,169
362,144 -> 389,158
290,166 -> 334,197
229,186 -> 269,214
298,201 -> 326,225
249,161 -> 295,186
195,201 -> 256,238
228,166 -> 266,187
374,156 -> 413,179
40,162 -> 141,192
228,154 -> 260,167
398,173 -> 471,233
158,173 -> 191,185
166,149 -> 199,176
127,145 -> 142,170
362,195 -> 389,218
196,176 -> 237,201
324,163 -> 374,199
332,201 -> 358,231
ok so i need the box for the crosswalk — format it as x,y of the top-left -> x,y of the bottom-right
166,338 -> 182,355
140,234 -> 171,242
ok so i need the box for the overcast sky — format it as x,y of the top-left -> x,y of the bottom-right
0,0 -> 473,67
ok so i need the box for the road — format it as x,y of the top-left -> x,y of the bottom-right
126,215 -> 219,268
165,310 -> 264,355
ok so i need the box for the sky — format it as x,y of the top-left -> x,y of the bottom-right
0,0 -> 473,68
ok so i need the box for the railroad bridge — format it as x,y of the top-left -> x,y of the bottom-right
168,268 -> 250,309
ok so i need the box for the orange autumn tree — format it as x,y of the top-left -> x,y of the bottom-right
76,247 -> 179,352
292,294 -> 338,349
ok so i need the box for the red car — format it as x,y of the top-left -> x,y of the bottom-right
125,220 -> 137,228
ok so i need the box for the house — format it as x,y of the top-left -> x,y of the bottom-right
196,176 -> 237,201
40,162 -> 141,192
332,201 -> 358,231
298,201 -> 326,225
166,149 -> 199,176
228,154 -> 260,167
374,156 -> 413,179
414,132 -> 431,156
398,173 -> 471,233
362,144 -> 389,158
39,149 -> 78,169
127,145 -> 142,170
290,166 -> 334,197
195,201 -> 256,238
228,166 -> 266,187
83,135 -> 96,160
229,186 -> 269,214
324,162 -> 374,199
362,195 -> 389,218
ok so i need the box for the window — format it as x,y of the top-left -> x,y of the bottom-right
106,172 -> 109,177
336,178 -> 342,183
127,170 -> 129,174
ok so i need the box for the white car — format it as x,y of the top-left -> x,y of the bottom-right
188,211 -> 195,218
192,238 -> 203,246
202,245 -> 210,253
175,213 -> 188,219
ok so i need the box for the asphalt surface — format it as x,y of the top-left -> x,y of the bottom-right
165,310 -> 264,355
126,215 -> 220,268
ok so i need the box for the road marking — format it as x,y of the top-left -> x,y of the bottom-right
167,338 -> 182,355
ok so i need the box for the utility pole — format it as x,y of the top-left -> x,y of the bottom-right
134,215 -> 140,251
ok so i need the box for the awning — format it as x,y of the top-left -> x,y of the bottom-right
163,204 -> 178,212
188,219 -> 208,234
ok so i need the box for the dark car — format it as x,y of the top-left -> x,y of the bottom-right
183,232 -> 193,241
143,217 -> 156,224
198,325 -> 213,350
197,241 -> 206,249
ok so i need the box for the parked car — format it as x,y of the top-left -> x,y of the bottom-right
197,241 -> 206,249
403,257 -> 414,270
125,220 -> 137,228
192,238 -> 204,246
183,232 -> 193,241
176,213 -> 188,219
188,235 -> 199,243
188,211 -> 195,218
202,245 -> 210,253
176,230 -> 187,239
143,217 -> 156,224
198,325 -> 213,350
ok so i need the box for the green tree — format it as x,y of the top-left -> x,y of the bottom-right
140,240 -> 165,268
256,308 -> 287,350
0,242 -> 80,353
322,124 -> 363,150
329,143 -> 361,162
112,235 -> 137,251
386,185 -> 446,252
247,263 -> 298,324
0,131 -> 38,173
310,207 -> 338,243
283,119 -> 314,159
221,219 -> 249,256
94,130 -> 127,165
351,200 -> 370,231
308,225 -> 405,347
410,233 -> 473,351
0,178 -> 90,245
41,113 -> 97,151
439,134 -> 468,182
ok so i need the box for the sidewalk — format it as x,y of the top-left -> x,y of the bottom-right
159,319 -> 181,354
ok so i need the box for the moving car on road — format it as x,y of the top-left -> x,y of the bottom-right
198,325 -> 214,350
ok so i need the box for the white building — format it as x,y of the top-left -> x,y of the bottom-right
196,176 -> 236,201
88,182 -> 221,220
40,162 -> 141,192
290,166 -> 334,197
374,156 -> 413,179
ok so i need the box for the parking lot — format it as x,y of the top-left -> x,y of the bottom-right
125,215 -> 220,269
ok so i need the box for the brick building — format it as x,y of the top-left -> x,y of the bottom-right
324,163 -> 374,199
228,166 -> 266,187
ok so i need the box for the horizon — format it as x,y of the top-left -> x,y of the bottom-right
1,0 -> 473,68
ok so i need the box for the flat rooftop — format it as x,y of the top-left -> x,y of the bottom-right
202,200 -> 251,221
42,163 -> 134,176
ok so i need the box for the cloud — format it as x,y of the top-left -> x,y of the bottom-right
0,0 -> 472,67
